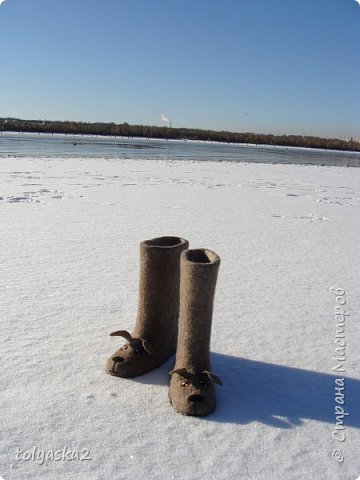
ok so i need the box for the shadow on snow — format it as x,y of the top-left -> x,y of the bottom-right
135,353 -> 359,428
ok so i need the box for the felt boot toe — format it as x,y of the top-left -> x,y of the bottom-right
169,372 -> 216,416
106,339 -> 174,378
106,345 -> 148,378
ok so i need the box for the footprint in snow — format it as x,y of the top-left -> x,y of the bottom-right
5,188 -> 64,203
272,213 -> 331,222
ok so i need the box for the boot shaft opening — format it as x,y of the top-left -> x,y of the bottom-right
185,249 -> 219,264
144,236 -> 187,248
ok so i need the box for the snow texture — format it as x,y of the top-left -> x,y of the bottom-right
0,156 -> 359,480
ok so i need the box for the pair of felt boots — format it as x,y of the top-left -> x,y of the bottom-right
105,236 -> 222,417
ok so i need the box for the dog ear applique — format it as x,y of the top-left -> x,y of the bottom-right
110,330 -> 132,341
203,370 -> 223,385
141,339 -> 154,355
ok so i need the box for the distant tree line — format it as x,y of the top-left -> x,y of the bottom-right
0,117 -> 359,152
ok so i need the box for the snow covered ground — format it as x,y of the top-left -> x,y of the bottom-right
1,156 -> 359,480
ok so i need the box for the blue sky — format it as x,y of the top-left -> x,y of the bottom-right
0,0 -> 359,138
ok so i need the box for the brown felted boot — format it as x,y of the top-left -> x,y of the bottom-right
106,236 -> 189,378
169,248 -> 222,416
